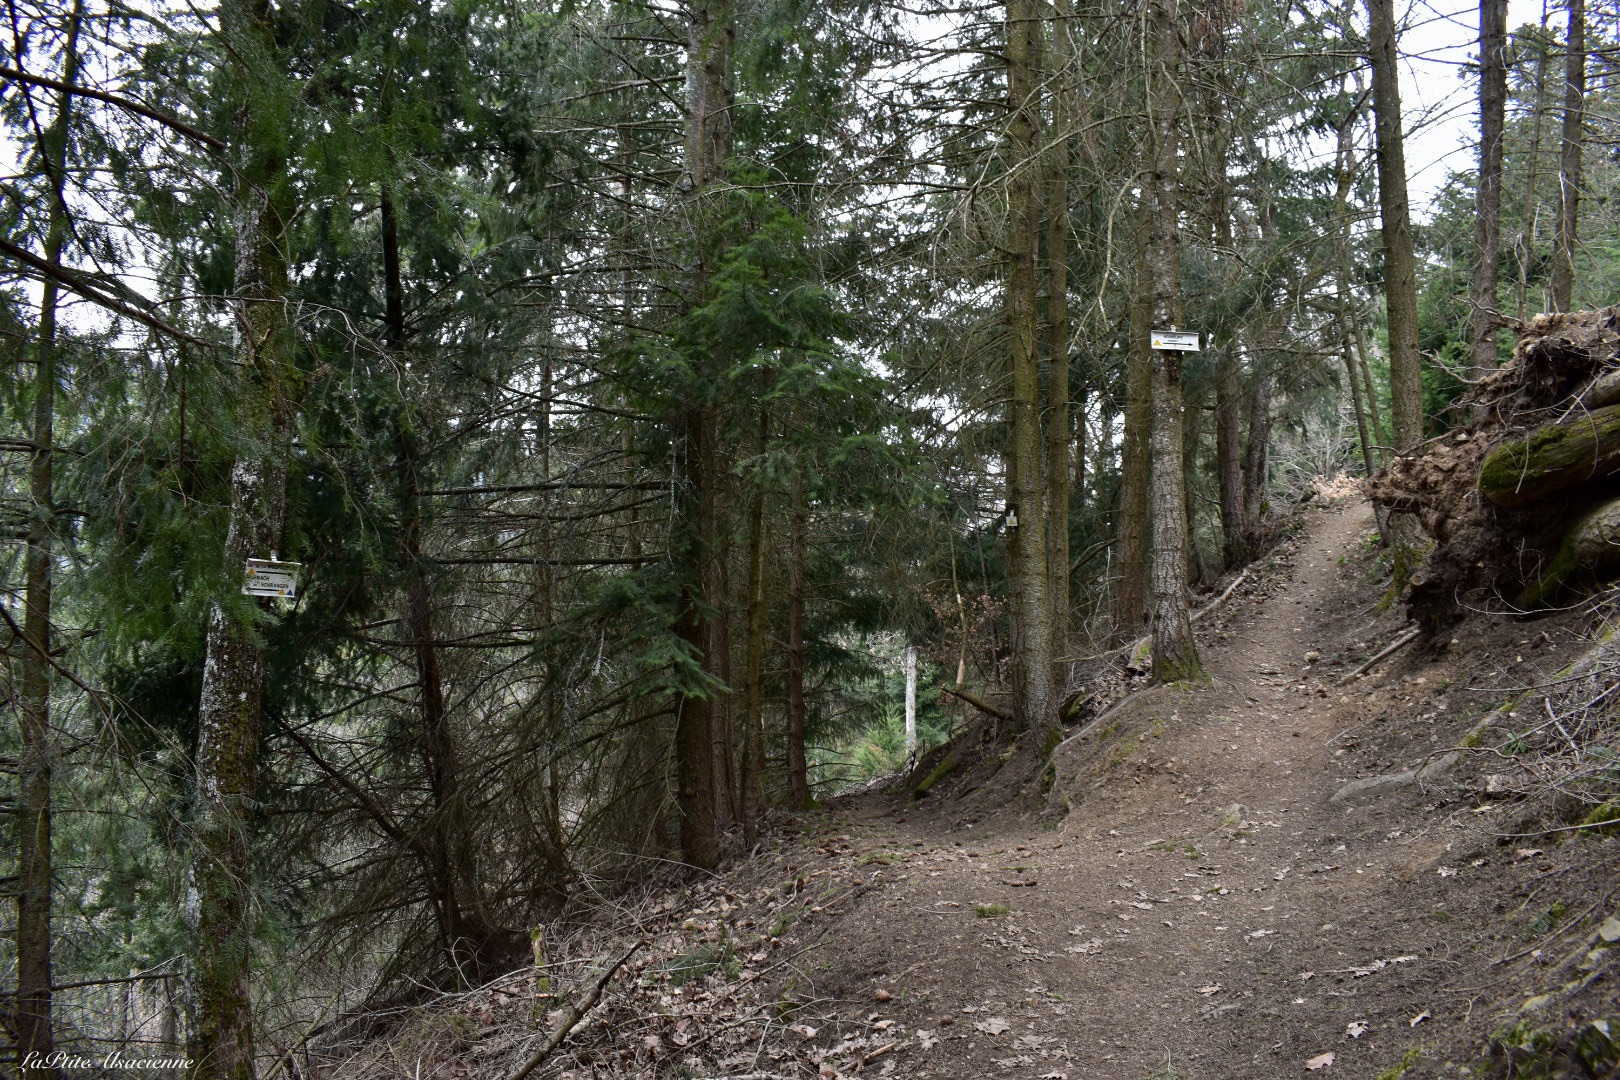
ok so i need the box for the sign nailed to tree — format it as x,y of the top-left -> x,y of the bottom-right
243,558 -> 300,600
1151,330 -> 1200,352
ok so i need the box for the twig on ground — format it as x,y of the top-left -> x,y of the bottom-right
1338,626 -> 1421,684
504,940 -> 646,1080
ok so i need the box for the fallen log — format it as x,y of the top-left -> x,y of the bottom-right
940,685 -> 1012,721
1478,403 -> 1620,508
1518,495 -> 1620,607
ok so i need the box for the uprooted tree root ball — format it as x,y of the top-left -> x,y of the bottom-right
1369,307 -> 1620,631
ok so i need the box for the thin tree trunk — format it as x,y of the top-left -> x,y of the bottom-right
1469,0 -> 1508,370
1005,0 -> 1053,733
1241,352 -> 1272,543
1351,323 -> 1389,454
1144,0 -> 1202,684
710,525 -> 736,825
1341,310 -> 1378,478
381,186 -> 495,982
17,3 -> 82,1074
189,0 -> 299,1070
904,646 -> 917,758
1329,90 -> 1380,481
1550,0 -> 1584,313
1114,233 -> 1152,642
1045,0 -> 1073,686
739,412 -> 768,849
1368,0 -> 1424,450
786,468 -> 810,809
1516,6 -> 1553,320
1215,356 -> 1246,568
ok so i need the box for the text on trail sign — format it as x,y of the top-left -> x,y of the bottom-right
244,559 -> 300,599
1151,330 -> 1200,352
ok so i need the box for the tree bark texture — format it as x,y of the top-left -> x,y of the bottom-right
17,3 -> 82,1074
1004,0 -> 1053,733
1469,0 -> 1508,370
1550,0 -> 1584,313
1368,0 -> 1424,450
189,0 -> 300,1071
1143,0 -> 1202,684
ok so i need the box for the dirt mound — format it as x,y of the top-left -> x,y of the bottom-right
1369,307 -> 1620,629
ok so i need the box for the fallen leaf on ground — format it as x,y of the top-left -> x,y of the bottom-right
1249,929 -> 1276,938
1437,866 -> 1459,877
1410,1010 -> 1431,1027
1305,1051 -> 1335,1070
916,1030 -> 940,1050
1346,1021 -> 1368,1038
1516,848 -> 1543,860
1197,984 -> 1223,995
975,1017 -> 1011,1035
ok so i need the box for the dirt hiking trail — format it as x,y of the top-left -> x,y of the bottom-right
775,494 -> 1616,1079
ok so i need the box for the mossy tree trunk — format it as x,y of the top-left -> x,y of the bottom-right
189,0 -> 301,1070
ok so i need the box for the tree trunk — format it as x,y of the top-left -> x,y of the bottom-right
1005,0 -> 1053,733
672,0 -> 734,871
17,4 -> 82,1074
1550,0 -> 1584,313
1368,0 -> 1424,450
786,468 -> 810,809
1114,233 -> 1152,642
189,0 -> 300,1071
1144,0 -> 1202,684
1469,0 -> 1508,371
1045,0 -> 1074,684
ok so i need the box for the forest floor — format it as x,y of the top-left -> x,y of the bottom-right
344,490 -> 1620,1080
